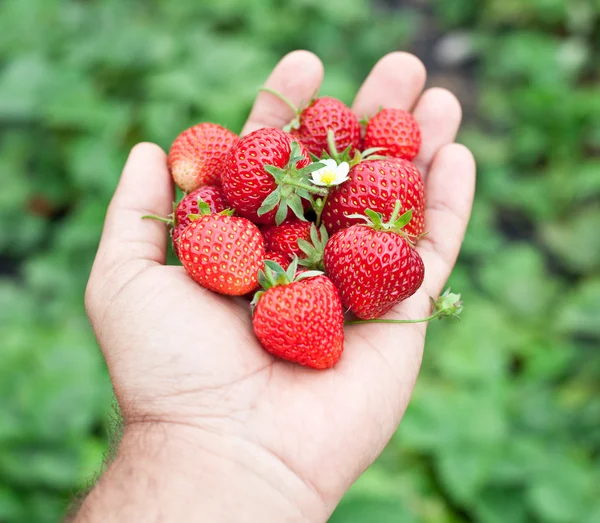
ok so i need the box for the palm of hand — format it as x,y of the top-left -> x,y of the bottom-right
86,51 -> 475,511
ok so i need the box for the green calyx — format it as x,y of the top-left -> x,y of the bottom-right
188,202 -> 234,222
298,224 -> 329,270
251,256 -> 323,309
258,141 -> 329,225
346,199 -> 418,241
323,129 -> 387,167
345,288 -> 464,325
143,198 -> 234,225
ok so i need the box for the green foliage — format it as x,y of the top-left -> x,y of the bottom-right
0,0 -> 598,521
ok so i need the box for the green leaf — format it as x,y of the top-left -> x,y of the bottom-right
364,208 -> 382,225
264,164 -> 286,183
298,162 -> 326,175
286,256 -> 299,281
197,198 -> 212,215
286,194 -> 306,221
295,270 -> 324,281
541,206 -> 600,273
556,279 -> 600,338
393,209 -> 413,229
275,200 -> 289,225
257,188 -> 282,216
297,239 -> 314,256
330,497 -> 416,523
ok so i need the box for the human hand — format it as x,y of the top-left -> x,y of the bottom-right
80,51 -> 475,522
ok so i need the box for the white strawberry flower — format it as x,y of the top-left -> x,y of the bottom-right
310,159 -> 350,187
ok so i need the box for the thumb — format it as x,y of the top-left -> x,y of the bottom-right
86,143 -> 174,319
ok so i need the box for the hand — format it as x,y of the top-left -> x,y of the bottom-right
80,51 -> 475,522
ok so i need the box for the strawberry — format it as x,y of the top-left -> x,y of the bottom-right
172,186 -> 230,247
363,108 -> 421,161
261,219 -> 312,259
222,128 -> 326,225
323,203 -> 425,319
262,90 -> 361,158
321,158 -> 425,237
168,123 -> 238,192
252,259 -> 344,369
263,251 -> 291,270
179,213 -> 265,296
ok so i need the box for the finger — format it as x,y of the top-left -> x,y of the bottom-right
417,143 -> 476,296
241,50 -> 324,136
412,88 -> 462,175
95,143 -> 174,270
352,52 -> 426,118
339,144 -> 475,437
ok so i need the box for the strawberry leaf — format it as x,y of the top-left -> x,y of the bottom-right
275,199 -> 289,225
295,270 -> 324,281
285,256 -> 299,281
298,224 -> 328,270
393,209 -> 413,230
298,162 -> 326,175
364,208 -> 383,226
287,194 -> 306,221
197,198 -> 212,215
258,188 -> 282,216
264,165 -> 286,183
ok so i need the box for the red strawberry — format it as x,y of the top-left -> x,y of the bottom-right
322,158 -> 425,237
252,260 -> 344,369
172,186 -> 230,247
168,123 -> 238,192
222,127 -> 323,225
323,203 -> 425,319
262,90 -> 361,158
179,214 -> 265,296
363,109 -> 421,161
261,219 -> 312,259
263,251 -> 291,270
291,98 -> 361,157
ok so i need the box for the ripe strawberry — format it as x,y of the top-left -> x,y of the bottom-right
172,186 -> 230,247
292,99 -> 361,158
363,109 -> 421,161
261,219 -> 312,259
168,123 -> 238,192
252,260 -> 344,369
323,203 -> 425,319
179,214 -> 265,296
222,128 -> 323,225
263,251 -> 291,270
322,158 -> 425,237
262,90 -> 361,158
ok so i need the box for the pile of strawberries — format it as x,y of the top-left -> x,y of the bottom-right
151,92 -> 434,369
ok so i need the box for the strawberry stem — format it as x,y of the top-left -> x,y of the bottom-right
286,179 -> 329,196
327,130 -> 341,163
259,87 -> 299,115
314,192 -> 328,227
345,289 -> 464,325
345,311 -> 441,325
142,214 -> 173,225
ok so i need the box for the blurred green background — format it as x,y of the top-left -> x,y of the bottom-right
0,0 -> 599,521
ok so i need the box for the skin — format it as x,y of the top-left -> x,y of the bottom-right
78,51 -> 476,522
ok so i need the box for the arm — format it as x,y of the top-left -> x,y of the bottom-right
77,423 -> 326,522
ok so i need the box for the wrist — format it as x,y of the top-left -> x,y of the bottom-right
77,421 -> 328,522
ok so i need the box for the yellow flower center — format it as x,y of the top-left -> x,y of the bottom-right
320,169 -> 337,185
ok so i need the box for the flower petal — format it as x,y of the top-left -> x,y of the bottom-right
337,162 -> 350,177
